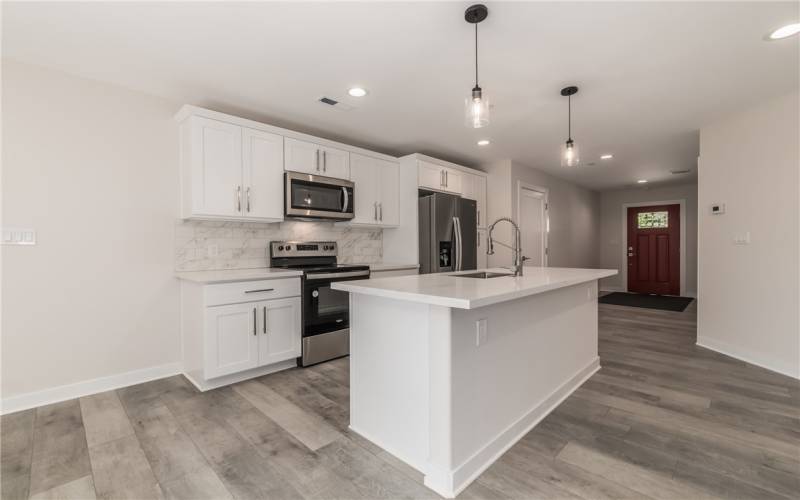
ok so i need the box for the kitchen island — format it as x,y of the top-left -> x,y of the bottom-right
332,266 -> 617,498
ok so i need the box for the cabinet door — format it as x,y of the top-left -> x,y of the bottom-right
378,160 -> 400,226
349,153 -> 380,224
205,302 -> 259,378
242,128 -> 284,221
259,297 -> 302,366
474,175 -> 487,227
418,160 -> 444,191
461,174 -> 476,200
189,116 -> 243,217
320,146 -> 350,179
477,229 -> 488,269
284,137 -> 321,175
442,168 -> 463,194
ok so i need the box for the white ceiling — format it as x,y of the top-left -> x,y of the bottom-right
3,1 -> 798,191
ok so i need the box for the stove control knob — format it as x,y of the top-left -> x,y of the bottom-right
312,290 -> 319,298
285,245 -> 292,251
278,245 -> 284,251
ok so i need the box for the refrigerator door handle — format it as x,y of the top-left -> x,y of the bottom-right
453,216 -> 462,271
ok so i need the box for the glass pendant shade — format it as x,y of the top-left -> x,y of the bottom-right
561,140 -> 580,167
465,88 -> 490,128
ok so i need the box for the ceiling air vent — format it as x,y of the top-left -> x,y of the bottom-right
670,169 -> 691,175
317,96 -> 354,111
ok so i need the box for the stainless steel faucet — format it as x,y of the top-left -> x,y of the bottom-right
487,217 -> 527,277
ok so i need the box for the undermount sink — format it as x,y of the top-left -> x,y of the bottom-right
452,271 -> 513,279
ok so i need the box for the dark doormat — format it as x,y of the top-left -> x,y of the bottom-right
599,292 -> 694,312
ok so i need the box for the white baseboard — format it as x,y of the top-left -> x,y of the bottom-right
600,286 -> 624,293
183,359 -> 297,392
1,362 -> 183,415
428,357 -> 601,498
697,337 -> 799,380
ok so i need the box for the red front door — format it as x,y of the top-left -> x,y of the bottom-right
627,204 -> 680,295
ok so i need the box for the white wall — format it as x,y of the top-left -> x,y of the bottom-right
598,183 -> 698,294
698,91 -> 799,379
1,60 -> 182,407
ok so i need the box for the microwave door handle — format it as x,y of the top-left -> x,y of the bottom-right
342,186 -> 349,213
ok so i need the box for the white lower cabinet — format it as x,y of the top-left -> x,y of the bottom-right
181,277 -> 302,390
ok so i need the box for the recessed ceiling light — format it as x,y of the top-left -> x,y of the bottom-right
600,154 -> 613,160
637,179 -> 648,184
347,87 -> 368,97
769,23 -> 800,40
477,139 -> 491,146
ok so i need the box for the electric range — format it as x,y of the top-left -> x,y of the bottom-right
269,241 -> 369,366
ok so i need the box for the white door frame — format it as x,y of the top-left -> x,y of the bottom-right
621,199 -> 686,297
516,181 -> 549,267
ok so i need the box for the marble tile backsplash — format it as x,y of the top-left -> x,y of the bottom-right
175,220 -> 382,271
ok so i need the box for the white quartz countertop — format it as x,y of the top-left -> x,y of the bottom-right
175,268 -> 303,284
332,267 -> 618,309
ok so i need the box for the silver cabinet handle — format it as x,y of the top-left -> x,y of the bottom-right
374,202 -> 378,220
379,203 -> 383,221
316,149 -> 320,172
237,186 -> 242,212
263,306 -> 267,334
253,307 -> 257,336
477,209 -> 480,225
440,170 -> 444,187
246,187 -> 251,212
306,270 -> 370,280
323,150 -> 327,172
445,170 -> 448,187
245,288 -> 274,293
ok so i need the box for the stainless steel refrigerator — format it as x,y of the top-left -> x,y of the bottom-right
419,193 -> 477,274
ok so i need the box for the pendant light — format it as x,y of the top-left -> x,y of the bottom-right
560,86 -> 580,167
465,4 -> 489,128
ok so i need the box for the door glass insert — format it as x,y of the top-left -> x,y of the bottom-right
637,211 -> 669,229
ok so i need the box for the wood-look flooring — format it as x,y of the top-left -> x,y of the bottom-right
3,300 -> 799,499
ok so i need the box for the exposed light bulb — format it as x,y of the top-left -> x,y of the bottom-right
561,140 -> 580,167
637,179 -> 648,184
477,139 -> 491,146
466,88 -> 490,128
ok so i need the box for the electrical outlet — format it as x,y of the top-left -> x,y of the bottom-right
1,228 -> 36,245
476,318 -> 488,347
733,232 -> 751,245
207,244 -> 219,258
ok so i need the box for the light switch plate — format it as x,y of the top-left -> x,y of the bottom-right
1,228 -> 36,245
733,232 -> 751,245
476,318 -> 488,347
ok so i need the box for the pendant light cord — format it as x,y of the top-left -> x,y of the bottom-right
568,95 -> 572,141
474,24 -> 479,87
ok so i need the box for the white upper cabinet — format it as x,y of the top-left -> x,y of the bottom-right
242,127 -> 284,221
185,116 -> 243,218
284,138 -> 350,179
417,160 -> 462,194
180,116 -> 283,222
350,153 -> 399,227
462,173 -> 487,228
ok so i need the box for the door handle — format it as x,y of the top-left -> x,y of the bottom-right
341,187 -> 349,213
263,306 -> 267,334
253,307 -> 257,336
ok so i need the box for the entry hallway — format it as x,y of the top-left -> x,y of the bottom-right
2,301 -> 798,500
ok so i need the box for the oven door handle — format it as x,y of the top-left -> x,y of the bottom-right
306,270 -> 370,280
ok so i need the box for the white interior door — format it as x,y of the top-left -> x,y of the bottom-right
519,187 -> 547,267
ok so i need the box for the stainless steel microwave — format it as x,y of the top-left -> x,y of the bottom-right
285,172 -> 355,221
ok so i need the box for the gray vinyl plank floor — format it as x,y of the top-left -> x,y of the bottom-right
3,300 -> 799,500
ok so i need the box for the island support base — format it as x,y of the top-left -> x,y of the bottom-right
348,281 -> 601,498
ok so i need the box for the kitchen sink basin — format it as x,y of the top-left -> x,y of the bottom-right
452,271 -> 513,279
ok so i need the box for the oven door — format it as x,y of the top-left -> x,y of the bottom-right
303,270 -> 369,336
285,172 -> 355,220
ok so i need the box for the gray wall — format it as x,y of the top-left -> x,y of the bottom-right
598,182 -> 698,294
484,160 -> 601,270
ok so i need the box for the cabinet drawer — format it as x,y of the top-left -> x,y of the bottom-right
205,278 -> 301,306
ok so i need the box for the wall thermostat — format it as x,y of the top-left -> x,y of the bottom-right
710,203 -> 726,215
